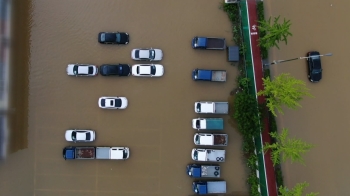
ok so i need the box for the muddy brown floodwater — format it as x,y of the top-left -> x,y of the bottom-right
0,0 -> 250,195
265,0 -> 350,195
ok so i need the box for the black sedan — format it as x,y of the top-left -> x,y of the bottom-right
100,64 -> 131,76
98,32 -> 129,44
306,51 -> 322,82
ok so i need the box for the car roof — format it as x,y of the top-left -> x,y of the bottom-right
139,50 -> 149,58
77,66 -> 90,74
104,98 -> 115,107
139,65 -> 151,74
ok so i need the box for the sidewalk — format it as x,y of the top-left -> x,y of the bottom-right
240,0 -> 278,195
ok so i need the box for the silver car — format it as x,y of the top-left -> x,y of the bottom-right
65,129 -> 95,142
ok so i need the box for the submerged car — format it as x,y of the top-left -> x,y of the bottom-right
98,97 -> 128,109
131,64 -> 164,77
98,32 -> 129,44
66,64 -> 98,76
65,130 -> 95,142
100,64 -> 131,76
131,48 -> 163,61
306,51 -> 322,82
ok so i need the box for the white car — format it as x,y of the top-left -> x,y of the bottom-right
66,64 -> 98,76
131,64 -> 164,77
65,130 -> 95,142
98,97 -> 128,109
131,48 -> 163,61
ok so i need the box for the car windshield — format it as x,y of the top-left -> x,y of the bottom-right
88,67 -> 94,74
193,150 -> 198,160
116,33 -> 120,42
135,50 -> 140,58
73,65 -> 79,75
71,131 -> 76,141
123,149 -> 127,158
100,33 -> 105,42
196,103 -> 201,112
151,65 -> 156,75
196,120 -> 200,128
195,135 -> 199,144
149,50 -> 155,59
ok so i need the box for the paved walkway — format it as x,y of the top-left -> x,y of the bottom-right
240,0 -> 278,195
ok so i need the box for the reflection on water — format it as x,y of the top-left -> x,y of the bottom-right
0,0 -> 31,158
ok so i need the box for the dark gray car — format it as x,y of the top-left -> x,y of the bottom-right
100,64 -> 131,76
307,51 -> 322,82
98,32 -> 129,44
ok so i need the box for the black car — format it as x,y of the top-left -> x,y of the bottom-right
100,64 -> 131,76
307,51 -> 322,82
98,32 -> 129,44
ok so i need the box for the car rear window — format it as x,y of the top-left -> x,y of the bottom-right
88,67 -> 94,74
85,133 -> 91,140
115,99 -> 122,107
100,99 -> 105,107
73,65 -> 79,75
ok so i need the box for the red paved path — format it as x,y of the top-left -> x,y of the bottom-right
246,1 -> 278,195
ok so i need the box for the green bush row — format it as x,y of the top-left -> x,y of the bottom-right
223,2 -> 284,195
223,2 -> 262,195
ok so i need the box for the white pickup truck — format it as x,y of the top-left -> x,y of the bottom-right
194,102 -> 229,114
191,148 -> 226,162
194,133 -> 228,146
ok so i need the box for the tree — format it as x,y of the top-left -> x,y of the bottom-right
264,128 -> 313,165
279,182 -> 319,196
258,73 -> 312,117
258,15 -> 292,49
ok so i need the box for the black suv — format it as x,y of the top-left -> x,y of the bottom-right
98,32 -> 129,44
307,51 -> 322,82
100,64 -> 131,76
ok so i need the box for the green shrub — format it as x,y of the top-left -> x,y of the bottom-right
233,92 -> 262,138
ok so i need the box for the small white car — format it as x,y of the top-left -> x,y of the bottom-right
131,64 -> 164,77
131,48 -> 163,61
98,97 -> 128,109
65,130 -> 95,142
66,64 -> 98,76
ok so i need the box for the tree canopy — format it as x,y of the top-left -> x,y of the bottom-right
258,73 -> 312,116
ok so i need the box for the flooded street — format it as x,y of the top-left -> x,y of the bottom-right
0,0 -> 249,195
265,0 -> 350,195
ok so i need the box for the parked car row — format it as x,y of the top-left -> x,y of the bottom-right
188,37 -> 229,195
188,103 -> 229,194
66,63 -> 164,77
63,129 -> 130,160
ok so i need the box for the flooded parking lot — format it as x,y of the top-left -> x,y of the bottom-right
0,0 -> 249,195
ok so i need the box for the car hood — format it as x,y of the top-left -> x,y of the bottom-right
118,33 -> 129,44
153,49 -> 163,61
154,64 -> 164,76
65,130 -> 74,141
